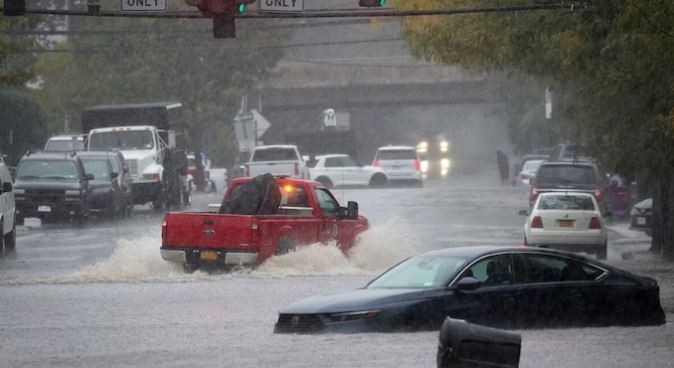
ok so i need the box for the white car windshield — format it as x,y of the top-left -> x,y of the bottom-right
89,131 -> 154,150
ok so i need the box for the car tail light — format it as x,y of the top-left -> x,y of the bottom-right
294,162 -> 299,176
244,164 -> 250,177
413,159 -> 421,172
531,216 -> 544,228
373,160 -> 380,167
593,186 -> 604,202
589,217 -> 601,229
529,186 -> 539,202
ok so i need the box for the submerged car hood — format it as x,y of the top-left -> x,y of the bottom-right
14,180 -> 82,191
280,288 -> 430,314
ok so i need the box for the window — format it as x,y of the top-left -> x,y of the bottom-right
314,188 -> 340,216
368,255 -> 468,289
252,148 -> 298,161
83,159 -> 111,180
536,165 -> 597,185
538,195 -> 595,210
89,131 -> 154,151
459,255 -> 514,286
16,160 -> 79,182
376,149 -> 417,161
45,139 -> 84,152
280,184 -> 310,208
324,157 -> 343,168
521,254 -> 604,283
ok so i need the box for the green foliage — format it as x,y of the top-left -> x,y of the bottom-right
398,0 -> 674,257
0,16 -> 38,87
34,4 -> 290,165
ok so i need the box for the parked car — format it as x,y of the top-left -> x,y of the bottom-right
274,246 -> 665,333
521,192 -> 608,259
78,151 -> 133,216
630,198 -> 653,236
0,157 -> 17,250
13,152 -> 94,223
518,159 -> 544,185
309,154 -> 388,188
44,134 -> 86,152
161,175 -> 369,271
78,152 -> 125,218
245,145 -> 310,179
373,145 -> 423,187
529,160 -> 608,211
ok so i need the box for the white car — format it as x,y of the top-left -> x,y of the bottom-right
0,157 -> 17,251
309,154 -> 388,188
518,159 -> 544,185
373,145 -> 423,186
522,192 -> 608,259
44,134 -> 85,152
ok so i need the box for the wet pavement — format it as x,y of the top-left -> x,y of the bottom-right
1,171 -> 672,367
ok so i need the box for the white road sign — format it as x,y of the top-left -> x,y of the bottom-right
260,0 -> 303,13
121,0 -> 167,12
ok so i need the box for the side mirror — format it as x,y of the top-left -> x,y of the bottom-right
518,209 -> 529,216
111,171 -> 119,179
456,276 -> 482,291
347,201 -> 359,220
1,182 -> 10,193
84,173 -> 94,181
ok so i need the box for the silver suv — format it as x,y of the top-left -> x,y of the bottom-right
0,156 -> 17,251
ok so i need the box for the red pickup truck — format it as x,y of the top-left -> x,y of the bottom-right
160,176 -> 369,270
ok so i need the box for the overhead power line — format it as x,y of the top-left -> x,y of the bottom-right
1,3 -> 590,20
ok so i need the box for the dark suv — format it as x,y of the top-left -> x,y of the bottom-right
13,152 -> 94,223
529,161 -> 609,211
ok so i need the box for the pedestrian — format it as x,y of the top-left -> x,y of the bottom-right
497,150 -> 509,185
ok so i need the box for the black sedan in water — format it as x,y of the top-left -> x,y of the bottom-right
274,246 -> 665,333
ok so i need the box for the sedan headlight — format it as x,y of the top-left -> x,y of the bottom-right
328,309 -> 381,322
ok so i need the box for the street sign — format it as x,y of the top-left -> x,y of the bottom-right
250,109 -> 271,137
121,0 -> 167,12
260,0 -> 303,13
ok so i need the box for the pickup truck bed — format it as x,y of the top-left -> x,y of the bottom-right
161,177 -> 368,269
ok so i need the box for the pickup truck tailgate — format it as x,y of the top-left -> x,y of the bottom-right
163,212 -> 254,249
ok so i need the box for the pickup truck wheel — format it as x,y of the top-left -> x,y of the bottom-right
368,173 -> 388,187
275,236 -> 295,256
3,219 -> 16,250
316,177 -> 333,189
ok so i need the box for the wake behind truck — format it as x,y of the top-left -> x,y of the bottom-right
82,102 -> 190,210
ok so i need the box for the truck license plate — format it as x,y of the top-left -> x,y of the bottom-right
637,217 -> 646,225
38,205 -> 51,213
200,251 -> 218,261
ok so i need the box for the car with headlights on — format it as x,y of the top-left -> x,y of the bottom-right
522,192 -> 608,259
13,152 -> 93,223
310,154 -> 387,188
274,246 -> 664,333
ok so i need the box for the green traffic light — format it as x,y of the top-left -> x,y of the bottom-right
237,3 -> 246,13
380,0 -> 386,5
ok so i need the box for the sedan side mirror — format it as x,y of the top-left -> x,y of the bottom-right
84,173 -> 94,181
456,277 -> 482,291
347,201 -> 359,220
518,209 -> 529,216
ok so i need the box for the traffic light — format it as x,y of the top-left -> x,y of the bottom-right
3,0 -> 25,16
184,0 -> 255,38
359,0 -> 386,7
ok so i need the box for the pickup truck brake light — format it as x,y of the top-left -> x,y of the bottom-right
161,219 -> 167,245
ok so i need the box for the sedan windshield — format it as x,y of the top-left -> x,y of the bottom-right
367,255 -> 468,289
17,160 -> 79,181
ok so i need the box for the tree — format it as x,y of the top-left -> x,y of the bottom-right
0,89 -> 47,165
396,0 -> 674,259
33,2 -> 290,165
